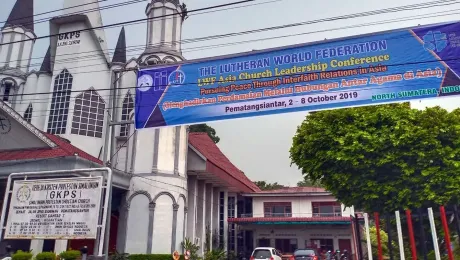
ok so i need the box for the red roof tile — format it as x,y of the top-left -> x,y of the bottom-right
256,186 -> 327,194
0,133 -> 102,165
228,216 -> 351,223
188,132 -> 261,192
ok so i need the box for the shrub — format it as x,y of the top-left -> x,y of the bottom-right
128,254 -> 184,260
12,250 -> 33,260
111,251 -> 130,260
58,250 -> 80,260
35,252 -> 57,260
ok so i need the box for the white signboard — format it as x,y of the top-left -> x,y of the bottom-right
4,177 -> 103,239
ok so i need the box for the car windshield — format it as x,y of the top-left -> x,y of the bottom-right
253,249 -> 272,258
294,250 -> 316,256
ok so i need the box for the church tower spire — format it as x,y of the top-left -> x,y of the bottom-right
112,27 -> 127,64
139,0 -> 187,65
4,0 -> 34,31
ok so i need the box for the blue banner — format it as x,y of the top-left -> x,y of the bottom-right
136,21 -> 460,129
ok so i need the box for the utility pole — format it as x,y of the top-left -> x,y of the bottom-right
100,68 -> 136,259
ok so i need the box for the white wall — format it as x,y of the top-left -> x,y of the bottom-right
46,21 -> 111,158
125,194 -> 150,253
152,195 -> 174,253
252,195 -> 352,218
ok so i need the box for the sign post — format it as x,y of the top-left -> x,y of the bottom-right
0,168 -> 112,257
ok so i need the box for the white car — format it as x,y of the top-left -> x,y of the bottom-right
250,247 -> 283,260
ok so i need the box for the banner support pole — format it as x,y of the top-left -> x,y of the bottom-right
427,208 -> 441,260
374,212 -> 383,260
395,211 -> 405,260
440,206 -> 454,260
406,209 -> 417,260
364,213 -> 373,260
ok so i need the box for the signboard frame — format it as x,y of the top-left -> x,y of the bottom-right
4,176 -> 104,240
0,168 -> 112,257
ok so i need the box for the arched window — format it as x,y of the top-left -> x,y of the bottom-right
47,69 -> 73,135
2,83 -> 11,102
120,92 -> 134,137
71,88 -> 105,138
24,103 -> 33,123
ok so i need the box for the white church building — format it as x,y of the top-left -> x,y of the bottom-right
0,0 -> 358,257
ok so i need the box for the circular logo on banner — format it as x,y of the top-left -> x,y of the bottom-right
137,74 -> 153,92
168,70 -> 186,86
0,113 -> 11,135
16,185 -> 31,203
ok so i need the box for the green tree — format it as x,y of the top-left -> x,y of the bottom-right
297,179 -> 322,188
365,226 -> 400,259
254,181 -> 284,190
189,124 -> 220,143
290,103 -> 460,213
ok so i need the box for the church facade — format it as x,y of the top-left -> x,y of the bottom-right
0,0 -> 261,256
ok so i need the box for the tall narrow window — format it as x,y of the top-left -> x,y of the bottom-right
47,69 -> 73,135
2,82 -> 12,102
71,88 -> 105,138
120,92 -> 134,137
24,103 -> 33,123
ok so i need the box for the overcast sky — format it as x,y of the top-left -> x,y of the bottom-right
2,0 -> 460,185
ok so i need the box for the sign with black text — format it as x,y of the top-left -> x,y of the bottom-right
4,177 -> 103,239
57,31 -> 81,47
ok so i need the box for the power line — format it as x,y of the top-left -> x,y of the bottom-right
23,10 -> 460,74
10,79 -> 456,119
10,1 -> 460,76
14,0 -> 282,67
0,0 -> 109,26
0,0 -> 257,47
13,0 -> 459,65
8,52 -> 460,100
21,0 -> 150,28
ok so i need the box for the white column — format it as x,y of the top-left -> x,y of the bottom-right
30,240 -> 43,256
187,176 -> 197,241
54,240 -> 68,254
234,197 -> 238,254
196,181 -> 206,255
205,184 -> 213,251
223,190 -> 229,250
212,187 -> 219,248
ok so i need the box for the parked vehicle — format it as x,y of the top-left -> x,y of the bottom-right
250,247 -> 283,260
340,249 -> 349,260
289,249 -> 319,260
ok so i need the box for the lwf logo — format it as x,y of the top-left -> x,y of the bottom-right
169,70 -> 186,86
423,31 -> 448,52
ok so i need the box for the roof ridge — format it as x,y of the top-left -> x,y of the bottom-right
189,132 -> 208,135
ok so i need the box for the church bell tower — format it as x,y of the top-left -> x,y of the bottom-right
139,0 -> 188,65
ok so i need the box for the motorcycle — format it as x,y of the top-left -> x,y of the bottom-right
332,250 -> 340,260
